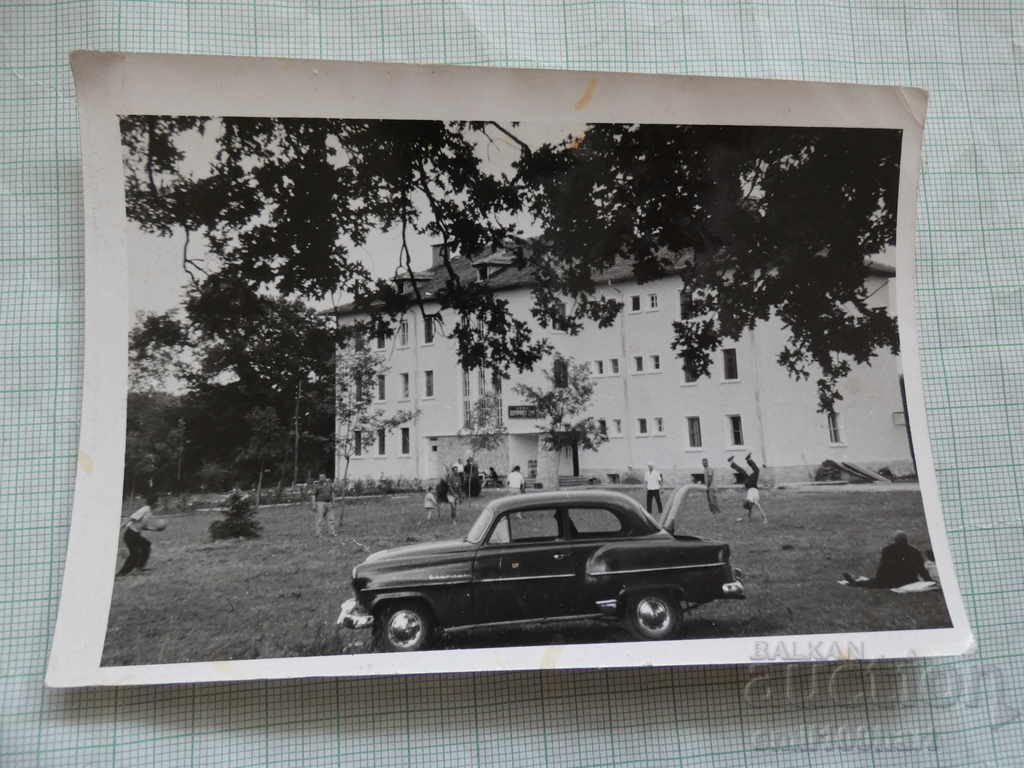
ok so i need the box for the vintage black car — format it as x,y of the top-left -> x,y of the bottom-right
337,489 -> 744,651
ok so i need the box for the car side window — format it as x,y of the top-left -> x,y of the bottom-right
567,507 -> 628,538
488,516 -> 511,544
487,509 -> 562,544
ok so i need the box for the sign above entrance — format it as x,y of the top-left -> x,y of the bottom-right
507,405 -> 541,419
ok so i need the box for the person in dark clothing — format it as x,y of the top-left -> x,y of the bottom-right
729,453 -> 767,523
117,492 -> 159,576
436,476 -> 457,522
843,531 -> 930,588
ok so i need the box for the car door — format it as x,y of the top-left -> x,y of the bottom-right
472,507 -> 577,625
561,505 -> 639,614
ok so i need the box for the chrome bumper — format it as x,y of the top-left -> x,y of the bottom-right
337,598 -> 373,629
721,568 -> 745,598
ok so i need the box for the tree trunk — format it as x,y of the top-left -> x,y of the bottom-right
336,455 -> 352,530
293,378 -> 302,486
255,460 -> 264,508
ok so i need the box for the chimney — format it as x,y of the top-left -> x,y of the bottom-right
431,243 -> 450,268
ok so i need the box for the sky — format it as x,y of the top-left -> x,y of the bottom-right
126,119 -> 588,315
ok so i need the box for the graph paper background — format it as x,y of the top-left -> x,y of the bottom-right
1,1 -> 1021,766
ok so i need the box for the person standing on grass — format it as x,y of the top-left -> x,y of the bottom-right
423,487 -> 438,522
117,492 -> 159,576
437,476 -> 457,522
729,453 -> 767,523
702,458 -> 721,515
644,463 -> 664,516
506,465 -> 525,494
311,473 -> 337,538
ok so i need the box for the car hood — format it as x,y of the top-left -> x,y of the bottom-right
364,538 -> 475,565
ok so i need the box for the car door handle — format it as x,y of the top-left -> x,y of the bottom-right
552,553 -> 569,560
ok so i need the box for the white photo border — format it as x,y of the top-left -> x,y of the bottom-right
48,51 -> 973,687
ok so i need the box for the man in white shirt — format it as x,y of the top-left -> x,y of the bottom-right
506,465 -> 525,494
117,493 -> 158,576
645,463 -> 664,516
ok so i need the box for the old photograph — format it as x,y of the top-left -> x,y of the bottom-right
48,54 -> 971,686
102,114 -> 953,666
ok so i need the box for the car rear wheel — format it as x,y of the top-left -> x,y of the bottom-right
624,592 -> 682,641
375,600 -> 434,652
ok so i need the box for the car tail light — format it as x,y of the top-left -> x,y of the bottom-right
718,546 -> 729,563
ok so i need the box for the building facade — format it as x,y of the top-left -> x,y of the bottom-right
336,252 -> 912,486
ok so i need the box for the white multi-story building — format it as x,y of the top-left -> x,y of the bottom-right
336,245 -> 913,486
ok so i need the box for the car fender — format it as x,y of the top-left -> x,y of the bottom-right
366,590 -> 439,619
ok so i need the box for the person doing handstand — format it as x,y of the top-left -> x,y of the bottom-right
729,453 -> 767,524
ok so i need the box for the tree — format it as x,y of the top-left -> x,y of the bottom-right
513,356 -> 607,487
459,389 -> 508,454
209,488 -> 262,540
243,406 -> 283,507
122,118 -> 901,410
332,345 -> 416,520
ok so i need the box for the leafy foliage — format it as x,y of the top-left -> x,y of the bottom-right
122,117 -> 901,412
459,389 -> 508,453
513,356 -> 607,457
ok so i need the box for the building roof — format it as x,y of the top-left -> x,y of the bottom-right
332,244 -> 896,317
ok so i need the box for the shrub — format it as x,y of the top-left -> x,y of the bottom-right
621,470 -> 643,485
209,489 -> 262,540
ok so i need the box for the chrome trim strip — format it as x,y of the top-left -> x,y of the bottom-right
371,579 -> 474,589
588,562 -> 723,576
445,613 -> 606,631
476,573 -> 576,583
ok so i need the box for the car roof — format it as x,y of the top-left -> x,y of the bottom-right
482,489 -> 648,517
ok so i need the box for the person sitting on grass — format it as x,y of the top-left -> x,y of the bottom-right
117,492 -> 161,576
842,531 -> 931,588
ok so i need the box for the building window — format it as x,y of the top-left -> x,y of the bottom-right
648,293 -> 659,310
727,414 -> 744,447
376,374 -> 386,401
637,417 -> 649,436
401,427 -> 410,455
376,428 -> 386,456
650,354 -> 661,371
687,417 -> 702,448
612,418 -> 622,436
375,327 -> 386,350
633,356 -> 644,373
553,357 -> 569,388
679,289 -> 694,318
827,412 -> 843,444
722,348 -> 739,380
598,418 -> 608,435
478,367 -> 487,395
654,417 -> 664,434
400,372 -> 409,399
492,370 -> 504,424
594,360 -> 605,376
629,295 -> 641,313
398,319 -> 409,347
462,368 -> 471,398
610,358 -> 620,375
683,360 -> 699,384
423,316 -> 435,344
424,370 -> 434,398
353,430 -> 362,456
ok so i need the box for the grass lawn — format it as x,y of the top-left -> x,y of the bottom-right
102,486 -> 952,666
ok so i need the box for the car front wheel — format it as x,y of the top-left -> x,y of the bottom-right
624,592 -> 682,641
375,600 -> 434,652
